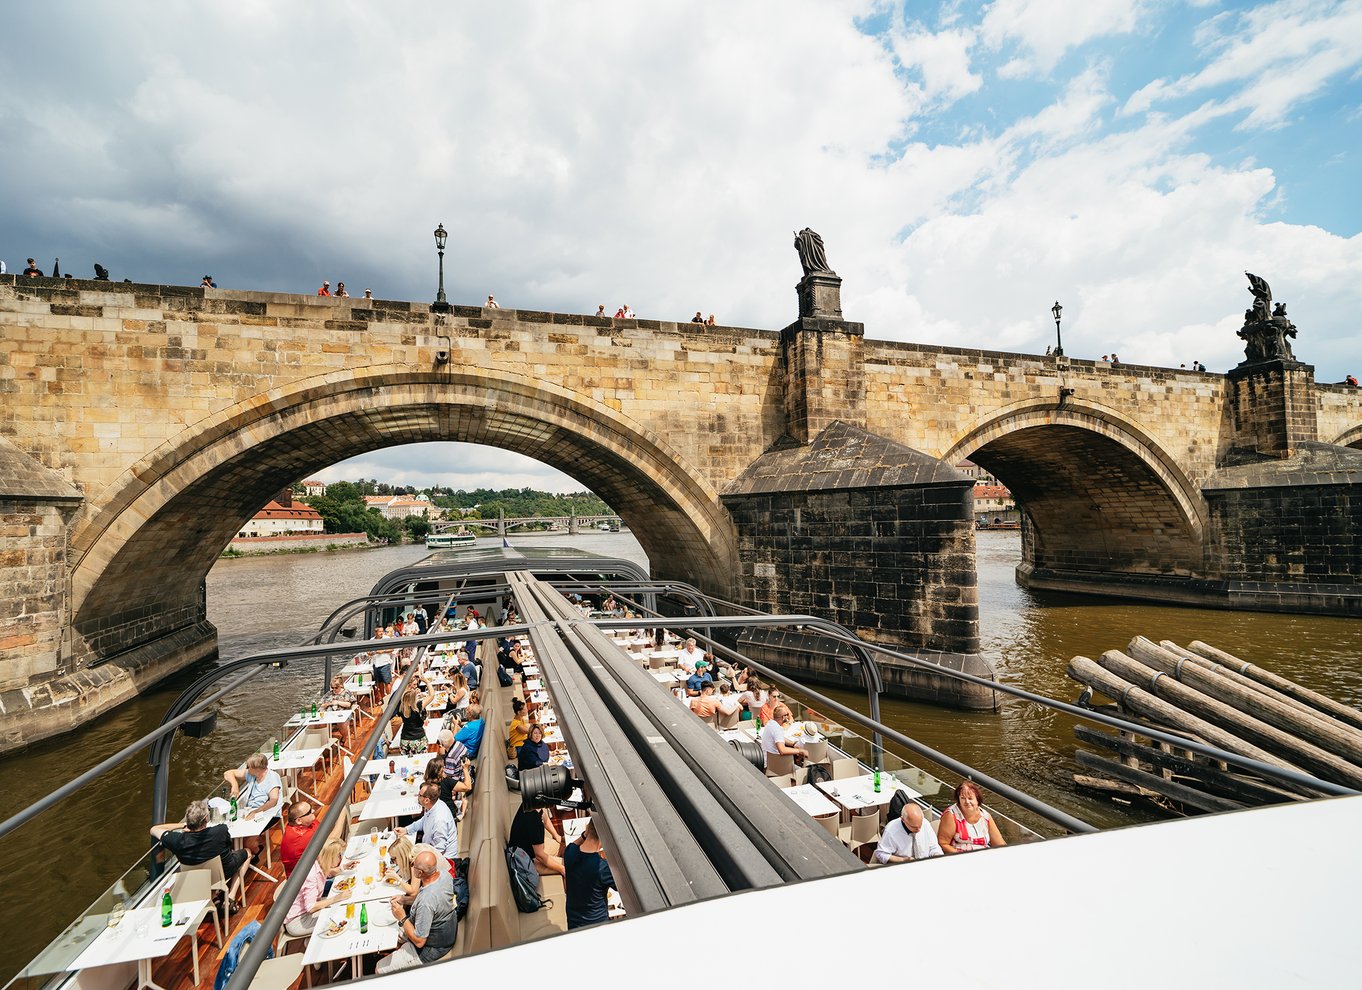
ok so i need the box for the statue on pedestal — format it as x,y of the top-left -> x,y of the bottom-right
1237,272 -> 1296,363
793,228 -> 835,277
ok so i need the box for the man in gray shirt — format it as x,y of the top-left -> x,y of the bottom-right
377,850 -> 457,972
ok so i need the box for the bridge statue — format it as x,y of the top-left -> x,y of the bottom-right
1237,272 -> 1297,363
793,228 -> 835,277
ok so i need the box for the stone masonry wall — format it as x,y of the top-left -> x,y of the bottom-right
723,482 -> 979,655
0,499 -> 70,691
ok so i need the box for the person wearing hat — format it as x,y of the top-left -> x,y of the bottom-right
200,275 -> 216,288
685,659 -> 714,697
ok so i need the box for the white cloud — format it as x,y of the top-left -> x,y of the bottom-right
888,24 -> 983,108
1123,0 -> 1362,127
980,0 -> 1148,76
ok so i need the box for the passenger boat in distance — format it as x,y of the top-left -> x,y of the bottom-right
5,546 -> 1358,990
425,529 -> 476,549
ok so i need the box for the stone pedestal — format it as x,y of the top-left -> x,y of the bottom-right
1225,359 -> 1318,459
796,273 -> 844,320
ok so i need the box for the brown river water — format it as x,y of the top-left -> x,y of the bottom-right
2,530 -> 1359,981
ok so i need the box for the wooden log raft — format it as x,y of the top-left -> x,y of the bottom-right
1065,656 -> 1320,797
1181,640 -> 1362,732
1096,650 -> 1362,790
1126,637 -> 1362,767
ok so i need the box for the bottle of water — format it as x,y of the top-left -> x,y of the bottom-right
873,769 -> 882,793
272,739 -> 280,761
160,886 -> 173,927
230,796 -> 238,821
311,701 -> 318,718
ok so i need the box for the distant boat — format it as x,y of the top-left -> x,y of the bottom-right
426,529 -> 477,548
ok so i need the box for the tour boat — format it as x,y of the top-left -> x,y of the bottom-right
425,529 -> 476,549
6,547 -> 1357,990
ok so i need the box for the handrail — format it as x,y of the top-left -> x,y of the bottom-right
0,667 -> 262,842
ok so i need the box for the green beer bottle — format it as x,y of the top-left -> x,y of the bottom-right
873,769 -> 882,793
229,796 -> 238,822
360,903 -> 368,934
160,886 -> 173,927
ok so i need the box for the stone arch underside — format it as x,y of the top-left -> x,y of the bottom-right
72,371 -> 737,660
945,405 -> 1207,580
1334,424 -> 1362,449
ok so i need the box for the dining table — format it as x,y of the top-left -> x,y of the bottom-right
301,901 -> 401,976
65,900 -> 212,990
815,773 -> 920,814
781,783 -> 842,818
357,771 -> 422,824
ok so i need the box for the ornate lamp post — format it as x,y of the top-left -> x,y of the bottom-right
432,223 -> 451,313
1051,300 -> 1064,357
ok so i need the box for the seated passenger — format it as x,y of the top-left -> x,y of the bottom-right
714,683 -> 743,720
282,839 -> 351,936
517,724 -> 550,771
937,780 -> 1005,854
150,799 -> 248,880
738,678 -> 769,722
507,698 -> 530,757
377,851 -> 457,973
564,820 -> 616,930
759,704 -> 809,767
222,753 -> 282,857
280,800 -> 331,876
688,682 -> 722,719
874,802 -> 943,863
676,638 -> 704,674
508,804 -> 565,876
396,783 -> 458,869
685,659 -> 714,697
454,703 -> 486,758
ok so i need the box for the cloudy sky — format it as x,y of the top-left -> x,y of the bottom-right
3,0 -> 1359,493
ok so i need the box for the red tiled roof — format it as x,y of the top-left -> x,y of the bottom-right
973,484 -> 1011,499
252,500 -> 323,520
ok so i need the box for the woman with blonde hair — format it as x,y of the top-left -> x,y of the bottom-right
398,685 -> 431,755
448,671 -> 470,715
283,839 -> 352,936
387,833 -> 415,882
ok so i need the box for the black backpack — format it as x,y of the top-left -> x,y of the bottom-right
505,845 -> 549,913
451,858 -> 470,920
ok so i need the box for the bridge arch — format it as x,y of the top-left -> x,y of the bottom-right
69,366 -> 737,659
943,399 -> 1208,581
1333,424 -> 1362,449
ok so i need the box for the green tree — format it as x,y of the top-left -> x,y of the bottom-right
325,481 -> 365,504
403,515 -> 432,541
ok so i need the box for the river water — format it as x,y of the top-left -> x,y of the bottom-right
2,531 -> 1360,981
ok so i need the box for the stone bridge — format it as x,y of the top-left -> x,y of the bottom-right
433,515 -> 623,535
2,272 -> 1360,749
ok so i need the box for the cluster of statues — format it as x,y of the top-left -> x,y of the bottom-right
1237,272 -> 1297,363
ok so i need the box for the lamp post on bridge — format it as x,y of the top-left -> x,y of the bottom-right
1051,300 -> 1064,357
432,223 -> 451,314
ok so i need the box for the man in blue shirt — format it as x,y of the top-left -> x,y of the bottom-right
453,703 -> 486,758
685,659 -> 714,697
397,783 -> 458,866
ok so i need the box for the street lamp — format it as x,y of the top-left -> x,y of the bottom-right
1051,300 -> 1063,357
432,223 -> 451,313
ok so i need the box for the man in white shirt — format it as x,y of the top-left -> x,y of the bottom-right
759,704 -> 808,768
676,638 -> 704,675
874,802 -> 943,864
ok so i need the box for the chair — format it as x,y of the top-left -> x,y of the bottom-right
765,752 -> 795,777
830,758 -> 859,780
839,807 -> 881,852
716,706 -> 741,730
814,811 -> 839,837
246,954 -> 305,990
271,880 -> 312,971
803,739 -> 828,764
179,855 -> 244,939
648,655 -> 666,670
169,868 -> 219,983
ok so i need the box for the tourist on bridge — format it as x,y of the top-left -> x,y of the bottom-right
937,780 -> 1005,854
595,304 -> 607,318
335,281 -> 349,298
485,294 -> 500,309
150,799 -> 248,881
691,311 -> 704,323
317,280 -> 331,296
200,275 -> 216,288
22,258 -> 43,277
705,313 -> 716,326
363,288 -> 373,299
874,802 -> 943,864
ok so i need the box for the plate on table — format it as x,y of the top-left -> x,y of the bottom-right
321,919 -> 348,939
333,874 -> 357,893
372,910 -> 399,927
341,859 -> 360,871
382,873 -> 407,888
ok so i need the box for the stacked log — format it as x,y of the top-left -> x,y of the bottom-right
1066,638 -> 1362,816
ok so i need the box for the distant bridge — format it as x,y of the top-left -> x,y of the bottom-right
432,515 -> 624,535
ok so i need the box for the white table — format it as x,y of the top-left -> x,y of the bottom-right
521,663 -> 540,676
718,723 -> 758,744
343,660 -> 373,675
285,709 -> 353,729
358,754 -> 428,779
529,691 -> 550,706
358,774 -> 421,823
270,745 -> 328,804
218,805 -> 281,882
66,901 -> 210,990
817,774 -> 919,813
651,670 -> 684,685
525,678 -> 543,691
301,901 -> 400,972
543,726 -> 564,745
782,783 -> 841,817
